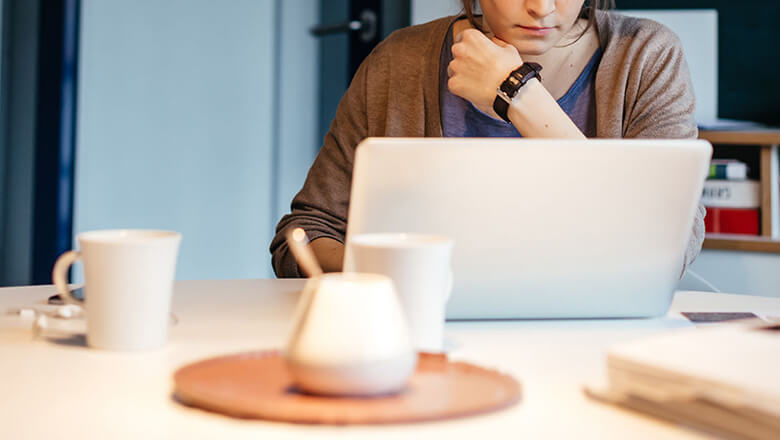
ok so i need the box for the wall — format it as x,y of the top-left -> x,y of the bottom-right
75,0 -> 319,281
412,0 -> 461,25
686,251 -> 780,297
275,2 -> 320,228
0,0 -> 39,286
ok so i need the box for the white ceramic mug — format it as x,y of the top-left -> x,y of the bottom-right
52,229 -> 181,350
286,272 -> 416,396
347,233 -> 454,352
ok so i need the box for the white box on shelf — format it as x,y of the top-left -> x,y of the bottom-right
701,180 -> 760,209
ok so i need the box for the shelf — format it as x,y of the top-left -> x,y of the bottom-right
699,129 -> 780,247
699,129 -> 780,145
703,234 -> 780,253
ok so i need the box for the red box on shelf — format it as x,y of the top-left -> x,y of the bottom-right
704,207 -> 760,235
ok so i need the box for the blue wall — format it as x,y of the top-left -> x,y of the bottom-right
75,0 -> 285,280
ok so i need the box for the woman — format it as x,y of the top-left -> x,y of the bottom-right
270,0 -> 705,277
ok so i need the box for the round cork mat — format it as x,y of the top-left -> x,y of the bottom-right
173,351 -> 522,425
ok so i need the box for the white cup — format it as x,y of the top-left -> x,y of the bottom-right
347,233 -> 454,352
52,229 -> 181,350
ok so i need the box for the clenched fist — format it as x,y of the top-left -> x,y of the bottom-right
447,29 -> 524,119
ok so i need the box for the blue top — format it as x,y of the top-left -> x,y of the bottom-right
439,23 -> 602,138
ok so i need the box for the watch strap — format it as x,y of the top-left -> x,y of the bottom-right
493,94 -> 512,123
492,62 -> 543,123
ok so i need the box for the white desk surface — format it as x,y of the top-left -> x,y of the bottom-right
2,280 -> 779,439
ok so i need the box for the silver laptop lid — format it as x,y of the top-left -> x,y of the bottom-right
345,138 -> 711,319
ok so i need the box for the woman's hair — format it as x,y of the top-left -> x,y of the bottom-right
461,0 -> 615,40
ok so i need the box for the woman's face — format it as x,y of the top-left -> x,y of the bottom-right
479,0 -> 587,55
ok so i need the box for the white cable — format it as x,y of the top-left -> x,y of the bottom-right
686,269 -> 721,293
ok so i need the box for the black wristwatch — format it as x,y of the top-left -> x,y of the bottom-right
492,62 -> 543,123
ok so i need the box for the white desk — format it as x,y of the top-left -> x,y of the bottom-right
2,280 -> 779,439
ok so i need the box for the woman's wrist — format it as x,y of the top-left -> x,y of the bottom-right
506,78 -> 586,139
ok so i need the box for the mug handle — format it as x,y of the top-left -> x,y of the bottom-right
52,250 -> 84,305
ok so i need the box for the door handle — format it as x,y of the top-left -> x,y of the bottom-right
311,9 -> 378,43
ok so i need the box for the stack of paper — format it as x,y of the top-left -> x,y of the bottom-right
587,321 -> 780,439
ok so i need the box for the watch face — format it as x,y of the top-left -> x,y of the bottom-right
501,63 -> 542,97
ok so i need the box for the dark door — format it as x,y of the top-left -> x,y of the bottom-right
313,0 -> 410,144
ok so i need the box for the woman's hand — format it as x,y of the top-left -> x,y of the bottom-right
309,237 -> 344,273
447,29 -> 524,119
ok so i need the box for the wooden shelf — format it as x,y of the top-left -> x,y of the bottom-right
703,235 -> 780,253
699,129 -> 780,145
698,129 -> 780,253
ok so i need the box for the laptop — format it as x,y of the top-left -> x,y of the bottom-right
344,138 -> 711,319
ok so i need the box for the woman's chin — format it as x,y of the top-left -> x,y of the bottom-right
511,43 -> 553,57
